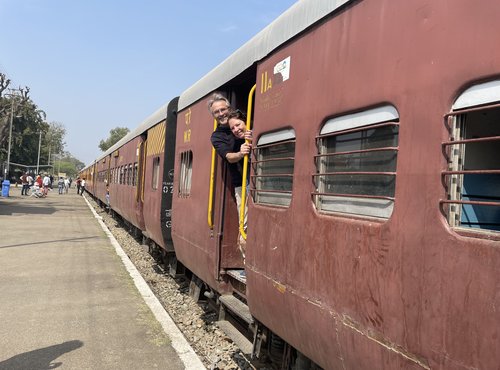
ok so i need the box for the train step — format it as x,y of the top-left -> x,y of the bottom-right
216,320 -> 253,355
226,269 -> 246,283
219,294 -> 254,325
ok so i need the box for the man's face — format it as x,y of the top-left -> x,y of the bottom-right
228,117 -> 246,139
211,101 -> 229,125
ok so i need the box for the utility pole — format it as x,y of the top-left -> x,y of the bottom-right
36,130 -> 42,174
5,101 -> 14,179
58,151 -> 62,175
4,88 -> 21,179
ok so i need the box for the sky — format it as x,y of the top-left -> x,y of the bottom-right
0,0 -> 297,165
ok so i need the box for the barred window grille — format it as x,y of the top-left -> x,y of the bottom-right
313,105 -> 399,219
152,157 -> 160,190
442,103 -> 500,232
179,151 -> 193,197
252,129 -> 295,207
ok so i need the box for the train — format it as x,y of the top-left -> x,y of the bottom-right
80,0 -> 500,369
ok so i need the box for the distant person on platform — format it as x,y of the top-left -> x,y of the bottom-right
80,178 -> 86,196
20,173 -> 29,196
64,177 -> 70,194
57,177 -> 64,195
76,178 -> 81,194
42,174 -> 51,196
26,173 -> 34,194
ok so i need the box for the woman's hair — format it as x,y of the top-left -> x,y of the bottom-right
226,109 -> 247,122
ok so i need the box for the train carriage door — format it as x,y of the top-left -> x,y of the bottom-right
209,85 -> 256,276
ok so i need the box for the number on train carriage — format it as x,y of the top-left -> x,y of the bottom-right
444,80 -> 500,232
314,105 -> 400,219
252,129 -> 296,207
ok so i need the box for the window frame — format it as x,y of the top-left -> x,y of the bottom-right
178,150 -> 193,197
252,129 -> 296,208
152,157 -> 160,190
442,90 -> 500,236
313,105 -> 400,219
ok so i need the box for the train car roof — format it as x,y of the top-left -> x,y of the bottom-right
86,101 -> 171,167
178,0 -> 351,111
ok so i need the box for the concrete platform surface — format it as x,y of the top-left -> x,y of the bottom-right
0,186 -> 205,370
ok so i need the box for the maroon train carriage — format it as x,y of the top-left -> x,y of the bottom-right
84,98 -> 178,255
172,0 -> 500,369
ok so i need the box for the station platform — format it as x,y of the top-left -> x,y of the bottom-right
0,186 -> 205,370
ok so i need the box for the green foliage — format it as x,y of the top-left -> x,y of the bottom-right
0,72 -> 85,178
98,127 -> 130,152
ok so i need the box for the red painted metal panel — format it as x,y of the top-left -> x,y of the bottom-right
108,136 -> 145,230
243,1 -> 500,369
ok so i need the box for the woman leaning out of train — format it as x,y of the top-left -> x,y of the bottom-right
227,109 -> 252,259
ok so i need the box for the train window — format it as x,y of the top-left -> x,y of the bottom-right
314,105 -> 399,219
133,163 -> 138,186
152,157 -> 160,190
119,166 -> 124,184
253,129 -> 295,207
443,80 -> 500,233
128,164 -> 132,185
179,151 -> 193,197
123,166 -> 128,185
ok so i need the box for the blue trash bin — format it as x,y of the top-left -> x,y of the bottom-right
2,180 -> 10,197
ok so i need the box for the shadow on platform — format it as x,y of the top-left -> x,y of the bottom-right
0,340 -> 84,370
0,235 -> 102,250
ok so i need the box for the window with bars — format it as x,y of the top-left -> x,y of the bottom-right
179,151 -> 193,197
152,157 -> 160,190
253,129 -> 295,207
443,82 -> 500,232
119,166 -> 124,184
313,105 -> 399,219
133,163 -> 138,187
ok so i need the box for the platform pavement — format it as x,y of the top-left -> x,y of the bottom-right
0,185 -> 206,370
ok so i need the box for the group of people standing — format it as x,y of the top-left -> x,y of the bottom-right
208,93 -> 252,259
19,173 -> 79,197
20,173 -> 53,197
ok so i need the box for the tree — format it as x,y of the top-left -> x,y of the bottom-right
98,127 -> 130,152
44,122 -> 66,166
53,152 -> 85,177
0,72 -> 86,179
0,78 -> 47,169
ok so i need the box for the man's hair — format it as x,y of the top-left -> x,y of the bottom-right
207,93 -> 230,112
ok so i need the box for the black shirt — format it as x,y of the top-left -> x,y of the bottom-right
210,125 -> 245,187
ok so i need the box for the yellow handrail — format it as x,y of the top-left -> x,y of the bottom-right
239,84 -> 256,240
140,140 -> 147,202
207,118 -> 218,229
136,142 -> 142,202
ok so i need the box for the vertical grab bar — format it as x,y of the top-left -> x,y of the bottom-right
239,84 -> 256,240
207,118 -> 218,229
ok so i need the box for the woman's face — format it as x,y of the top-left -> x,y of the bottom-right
228,117 -> 246,139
